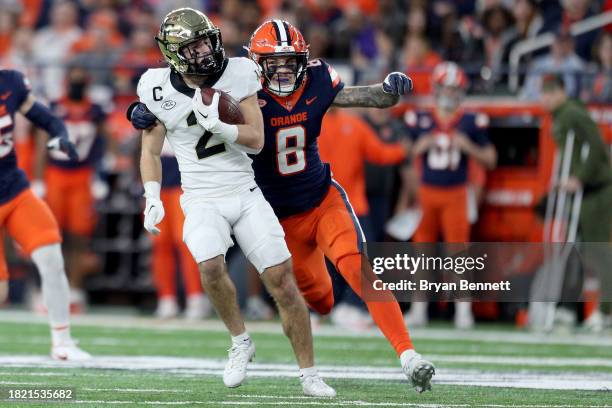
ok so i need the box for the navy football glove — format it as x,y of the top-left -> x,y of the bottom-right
382,72 -> 413,95
127,101 -> 157,130
47,134 -> 78,161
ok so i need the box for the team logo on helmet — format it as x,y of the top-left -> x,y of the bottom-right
155,8 -> 226,76
247,20 -> 310,96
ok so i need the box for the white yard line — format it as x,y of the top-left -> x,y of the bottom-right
0,355 -> 611,391
1,310 -> 610,347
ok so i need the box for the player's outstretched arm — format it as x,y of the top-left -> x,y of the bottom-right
140,121 -> 166,235
18,94 -> 78,161
332,72 -> 413,108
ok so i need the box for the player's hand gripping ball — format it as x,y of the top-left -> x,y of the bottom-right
196,88 -> 245,126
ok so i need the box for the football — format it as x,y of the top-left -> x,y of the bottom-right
200,88 -> 245,125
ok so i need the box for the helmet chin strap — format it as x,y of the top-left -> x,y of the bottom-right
265,65 -> 306,96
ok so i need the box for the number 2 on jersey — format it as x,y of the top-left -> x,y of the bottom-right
276,126 -> 306,175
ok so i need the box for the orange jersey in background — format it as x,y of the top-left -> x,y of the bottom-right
318,109 -> 406,216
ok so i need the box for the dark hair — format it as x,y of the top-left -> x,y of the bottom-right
541,73 -> 565,91
593,31 -> 612,65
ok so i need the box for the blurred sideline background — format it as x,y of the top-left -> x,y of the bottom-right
1,0 -> 611,329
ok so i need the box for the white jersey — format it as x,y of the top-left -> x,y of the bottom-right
137,57 -> 262,197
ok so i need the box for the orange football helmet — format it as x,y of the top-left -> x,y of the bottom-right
247,20 -> 309,96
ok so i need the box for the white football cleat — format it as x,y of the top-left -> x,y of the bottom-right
155,297 -> 179,319
301,374 -> 336,398
400,349 -> 435,393
223,340 -> 255,388
184,294 -> 213,320
51,340 -> 92,361
583,310 -> 605,333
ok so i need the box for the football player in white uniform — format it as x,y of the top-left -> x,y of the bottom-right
133,8 -> 335,397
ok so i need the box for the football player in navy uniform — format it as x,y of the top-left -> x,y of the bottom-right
403,61 -> 497,329
0,68 -> 90,360
129,19 -> 435,393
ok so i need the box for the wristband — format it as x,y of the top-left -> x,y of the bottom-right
143,181 -> 161,199
215,122 -> 239,144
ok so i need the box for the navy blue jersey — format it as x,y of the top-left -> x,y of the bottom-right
405,109 -> 490,187
48,99 -> 106,169
0,70 -> 31,205
160,140 -> 181,189
252,59 -> 344,218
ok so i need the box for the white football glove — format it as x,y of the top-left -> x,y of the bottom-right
192,90 -> 238,143
143,181 -> 164,235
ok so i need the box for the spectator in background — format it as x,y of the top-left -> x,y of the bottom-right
509,0 -> 544,46
502,0 -> 545,81
363,108 -> 412,242
31,1 -> 83,101
586,32 -> 612,102
540,74 -> 612,331
466,5 -> 515,91
32,66 -> 108,313
318,108 -> 409,330
375,0 -> 406,49
335,6 -> 391,82
114,26 -> 159,84
306,24 -> 333,59
1,27 -> 35,74
0,4 -> 19,60
401,35 -> 442,96
559,0 -> 601,62
305,0 -> 344,26
70,9 -> 124,101
520,31 -> 585,100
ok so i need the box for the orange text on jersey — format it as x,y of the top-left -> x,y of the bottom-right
270,112 -> 308,127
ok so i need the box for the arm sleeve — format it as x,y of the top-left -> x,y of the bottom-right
360,119 -> 407,165
24,101 -> 68,139
11,70 -> 31,108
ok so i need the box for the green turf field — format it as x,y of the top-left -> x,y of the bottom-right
0,311 -> 611,407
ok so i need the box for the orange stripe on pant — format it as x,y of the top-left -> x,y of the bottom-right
281,183 -> 414,356
414,184 -> 469,243
151,187 -> 202,298
44,166 -> 95,236
0,189 -> 62,280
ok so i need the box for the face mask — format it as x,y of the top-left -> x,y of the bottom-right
68,81 -> 87,101
437,94 -> 458,112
